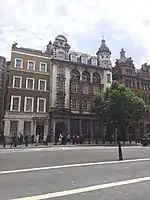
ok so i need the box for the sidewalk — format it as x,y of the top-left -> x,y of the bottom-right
0,142 -> 141,149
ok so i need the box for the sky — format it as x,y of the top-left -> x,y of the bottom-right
0,0 -> 150,67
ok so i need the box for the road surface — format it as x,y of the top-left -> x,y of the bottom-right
0,146 -> 150,199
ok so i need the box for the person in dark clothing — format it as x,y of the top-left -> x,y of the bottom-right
13,135 -> 17,147
1,132 -> 5,147
24,134 -> 28,147
31,134 -> 34,143
10,135 -> 15,147
20,134 -> 23,145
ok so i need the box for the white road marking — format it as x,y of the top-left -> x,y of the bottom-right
11,176 -> 150,200
0,157 -> 150,175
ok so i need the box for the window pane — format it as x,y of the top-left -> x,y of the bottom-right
27,79 -> 33,89
83,86 -> 88,94
14,77 -> 21,87
40,63 -> 46,72
12,97 -> 19,111
83,99 -> 88,109
28,61 -> 34,71
24,121 -> 31,135
107,74 -> 111,83
39,80 -> 46,91
71,83 -> 78,93
10,121 -> 18,135
25,98 -> 33,112
38,99 -> 45,112
15,59 -> 22,68
72,99 -> 78,109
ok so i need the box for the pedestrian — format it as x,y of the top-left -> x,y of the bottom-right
35,134 -> 39,146
31,134 -> 34,143
24,134 -> 28,147
43,134 -> 47,145
14,135 -> 17,147
59,133 -> 63,145
1,132 -> 5,147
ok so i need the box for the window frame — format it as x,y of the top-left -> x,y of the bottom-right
37,98 -> 46,113
24,97 -> 34,112
91,58 -> 97,66
12,76 -> 22,88
27,60 -> 35,71
107,74 -> 111,83
71,54 -> 77,62
83,86 -> 89,94
82,99 -> 89,110
26,78 -> 35,90
10,95 -> 21,111
81,56 -> 87,64
14,58 -> 23,69
39,62 -> 47,72
38,79 -> 47,91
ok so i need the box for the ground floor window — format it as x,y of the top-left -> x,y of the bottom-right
24,121 -> 31,135
10,120 -> 18,135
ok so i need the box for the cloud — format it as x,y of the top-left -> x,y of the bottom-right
0,0 -> 150,67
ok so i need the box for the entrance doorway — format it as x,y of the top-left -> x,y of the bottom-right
36,125 -> 44,135
55,121 -> 66,142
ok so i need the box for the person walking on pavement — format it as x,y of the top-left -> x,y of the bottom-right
43,134 -> 47,145
1,132 -> 5,147
35,134 -> 39,146
24,134 -> 28,147
14,134 -> 18,147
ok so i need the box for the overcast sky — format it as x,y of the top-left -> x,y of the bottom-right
0,0 -> 150,67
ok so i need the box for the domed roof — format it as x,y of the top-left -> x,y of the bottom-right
96,38 -> 111,55
55,34 -> 67,42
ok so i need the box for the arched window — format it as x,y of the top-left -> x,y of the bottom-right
92,72 -> 100,83
70,69 -> 80,81
82,71 -> 90,82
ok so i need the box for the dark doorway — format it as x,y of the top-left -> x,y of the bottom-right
36,125 -> 44,135
55,121 -> 66,142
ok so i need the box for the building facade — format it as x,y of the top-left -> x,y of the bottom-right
4,44 -> 51,138
0,57 -> 9,132
4,35 -> 112,142
48,35 -> 112,142
113,49 -> 150,139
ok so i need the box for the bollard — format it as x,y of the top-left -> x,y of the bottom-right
118,141 -> 123,161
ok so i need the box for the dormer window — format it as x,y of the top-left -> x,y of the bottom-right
81,56 -> 87,64
91,58 -> 97,66
57,50 -> 65,59
71,54 -> 77,62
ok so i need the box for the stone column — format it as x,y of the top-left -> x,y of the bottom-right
79,119 -> 82,135
65,68 -> 71,108
52,120 -> 56,143
90,120 -> 93,141
18,120 -> 24,135
31,120 -> 36,136
4,120 -> 10,136
67,117 -> 70,133
44,119 -> 49,135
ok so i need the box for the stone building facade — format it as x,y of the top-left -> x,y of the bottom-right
4,35 -> 112,142
4,44 -> 51,138
113,49 -> 150,139
0,57 -> 9,132
49,35 -> 112,142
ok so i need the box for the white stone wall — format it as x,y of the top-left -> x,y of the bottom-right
65,67 -> 71,108
102,70 -> 112,91
51,64 -> 57,107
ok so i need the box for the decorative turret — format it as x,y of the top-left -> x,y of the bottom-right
53,35 -> 71,60
96,37 -> 112,69
96,37 -> 111,55
120,48 -> 126,59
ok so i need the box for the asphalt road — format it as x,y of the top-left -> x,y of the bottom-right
1,146 -> 150,199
